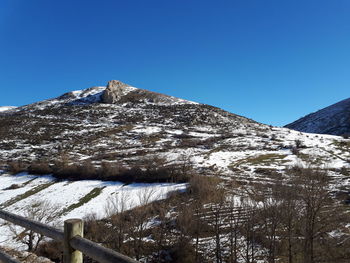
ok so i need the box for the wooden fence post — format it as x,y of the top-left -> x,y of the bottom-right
63,219 -> 84,263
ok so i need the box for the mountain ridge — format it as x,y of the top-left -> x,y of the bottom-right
286,97 -> 350,136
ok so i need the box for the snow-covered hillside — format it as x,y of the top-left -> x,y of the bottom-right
0,80 -> 349,185
1,80 -> 350,255
0,171 -> 185,248
0,106 -> 17,112
286,97 -> 350,136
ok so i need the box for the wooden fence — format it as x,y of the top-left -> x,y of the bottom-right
0,209 -> 139,263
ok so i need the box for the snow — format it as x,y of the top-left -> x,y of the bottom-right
0,106 -> 17,112
0,172 -> 187,248
133,126 -> 163,135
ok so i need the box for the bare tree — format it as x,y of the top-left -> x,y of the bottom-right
8,200 -> 59,252
103,191 -> 132,252
240,196 -> 259,263
226,194 -> 244,263
279,183 -> 301,263
292,168 -> 332,263
177,153 -> 194,181
129,187 -> 157,260
151,201 -> 170,262
208,188 -> 226,263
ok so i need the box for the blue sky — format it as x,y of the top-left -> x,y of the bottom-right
1,0 -> 349,126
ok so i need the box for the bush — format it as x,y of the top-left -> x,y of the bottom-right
188,175 -> 220,202
4,184 -> 21,190
6,155 -> 193,184
291,146 -> 299,155
7,161 -> 28,174
28,161 -> 53,175
36,240 -> 62,263
170,238 -> 196,263
342,134 -> 350,139
295,139 -> 304,148
340,166 -> 349,176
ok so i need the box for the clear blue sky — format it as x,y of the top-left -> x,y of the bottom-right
1,0 -> 349,126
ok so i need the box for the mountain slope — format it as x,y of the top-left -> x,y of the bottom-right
0,80 -> 264,171
286,97 -> 350,136
1,81 -> 350,261
0,80 -> 349,187
0,106 -> 17,112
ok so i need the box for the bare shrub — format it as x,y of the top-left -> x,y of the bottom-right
28,161 -> 53,175
4,184 -> 21,190
295,139 -> 305,148
100,161 -> 124,179
188,175 -> 220,202
8,200 -> 60,252
291,146 -> 299,155
77,159 -> 97,179
7,161 -> 28,174
36,240 -> 62,262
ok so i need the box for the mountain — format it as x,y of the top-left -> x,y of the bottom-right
0,106 -> 17,112
1,80 -> 349,186
285,97 -> 350,136
1,80 -> 350,260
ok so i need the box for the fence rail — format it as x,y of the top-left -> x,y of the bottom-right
0,209 -> 139,263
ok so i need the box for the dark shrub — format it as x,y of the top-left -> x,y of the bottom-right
4,184 -> 21,190
28,161 -> 53,175
36,240 -> 62,263
8,161 -> 28,174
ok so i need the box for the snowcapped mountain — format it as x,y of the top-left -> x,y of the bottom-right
286,97 -> 350,136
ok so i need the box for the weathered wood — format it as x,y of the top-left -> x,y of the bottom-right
0,249 -> 22,263
63,219 -> 83,263
0,209 -> 64,241
0,209 -> 140,263
70,236 -> 139,263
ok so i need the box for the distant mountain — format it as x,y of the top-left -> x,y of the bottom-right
0,106 -> 17,112
285,98 -> 350,136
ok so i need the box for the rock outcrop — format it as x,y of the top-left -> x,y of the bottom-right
101,80 -> 130,104
100,80 -> 196,105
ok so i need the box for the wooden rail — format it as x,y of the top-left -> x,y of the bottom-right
0,209 -> 139,263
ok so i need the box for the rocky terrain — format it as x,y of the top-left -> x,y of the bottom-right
286,97 -> 350,136
0,80 -> 349,186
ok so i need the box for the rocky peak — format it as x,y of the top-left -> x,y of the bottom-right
102,80 -> 130,103
100,80 -> 197,106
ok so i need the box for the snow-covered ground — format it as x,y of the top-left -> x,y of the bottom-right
0,172 -> 186,249
0,106 -> 17,112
